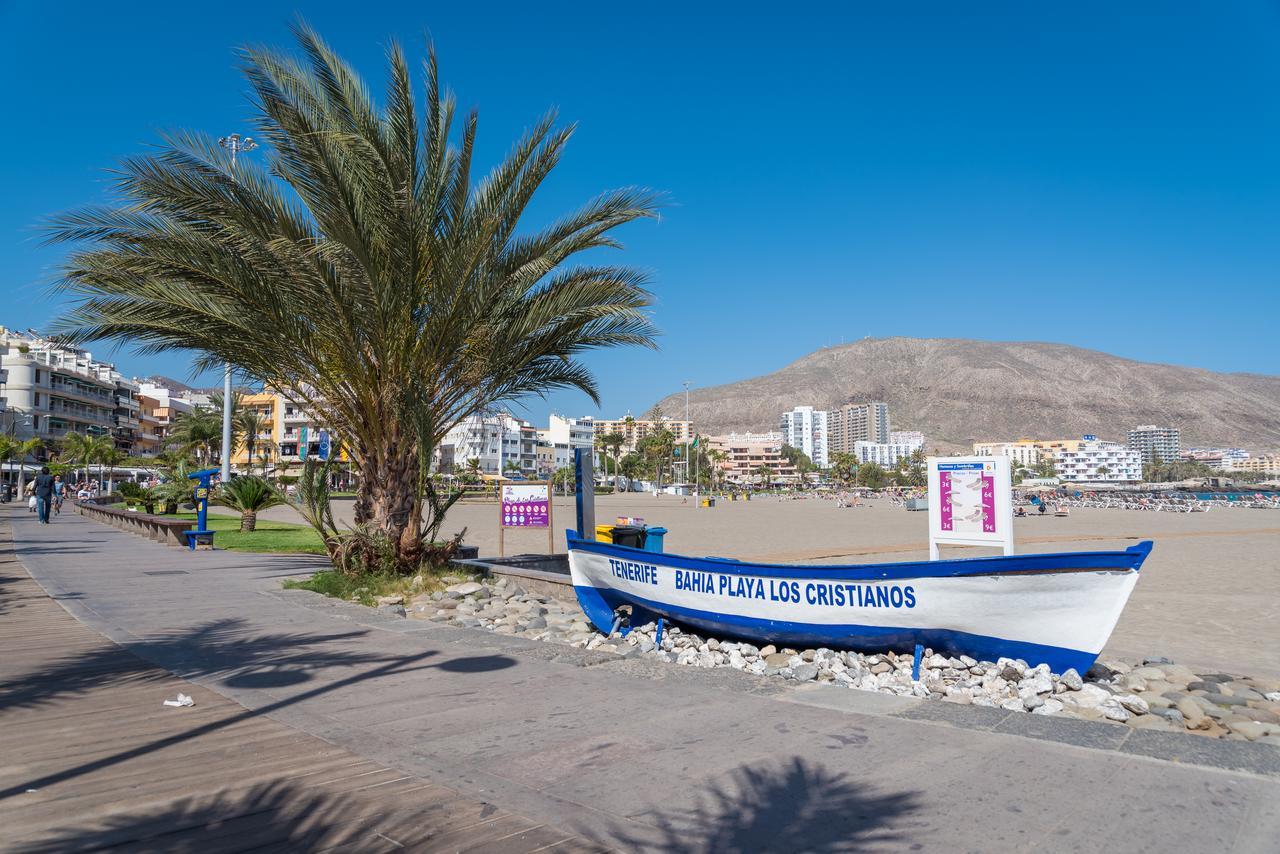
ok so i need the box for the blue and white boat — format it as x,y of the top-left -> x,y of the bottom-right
566,535 -> 1152,675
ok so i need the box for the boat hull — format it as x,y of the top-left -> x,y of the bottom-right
566,536 -> 1151,674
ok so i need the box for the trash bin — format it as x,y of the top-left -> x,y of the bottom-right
643,526 -> 667,554
700,497 -> 715,508
595,524 -> 616,543
609,525 -> 647,549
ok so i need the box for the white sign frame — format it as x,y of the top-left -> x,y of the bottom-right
927,456 -> 1014,560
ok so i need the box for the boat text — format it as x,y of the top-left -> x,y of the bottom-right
608,558 -> 659,585
673,569 -> 916,609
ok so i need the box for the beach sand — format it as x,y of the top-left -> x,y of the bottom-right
263,493 -> 1280,680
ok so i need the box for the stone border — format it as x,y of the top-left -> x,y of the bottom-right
269,585 -> 1280,779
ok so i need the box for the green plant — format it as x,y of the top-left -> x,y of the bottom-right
216,475 -> 285,532
48,24 -> 659,574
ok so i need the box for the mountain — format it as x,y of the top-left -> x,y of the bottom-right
651,338 -> 1280,451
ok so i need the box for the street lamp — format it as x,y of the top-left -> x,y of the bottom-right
216,133 -> 258,483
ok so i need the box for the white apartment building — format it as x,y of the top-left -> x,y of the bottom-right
441,412 -> 539,476
537,414 -> 595,473
854,438 -> 923,469
1128,425 -> 1180,465
779,406 -> 829,468
973,441 -> 1042,468
0,328 -> 138,454
1047,439 -> 1142,482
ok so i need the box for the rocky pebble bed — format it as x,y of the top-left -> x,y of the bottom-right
368,577 -> 1280,745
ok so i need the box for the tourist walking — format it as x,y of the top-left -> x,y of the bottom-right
52,475 -> 66,516
33,466 -> 56,524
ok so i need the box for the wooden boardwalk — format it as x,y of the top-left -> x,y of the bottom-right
0,525 -> 601,852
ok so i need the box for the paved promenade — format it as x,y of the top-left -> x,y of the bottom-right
6,506 -> 1280,852
0,514 -> 596,852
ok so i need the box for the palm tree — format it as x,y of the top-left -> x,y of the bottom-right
98,447 -> 127,493
48,25 -> 658,571
60,432 -> 94,483
234,408 -> 271,473
168,408 -> 222,464
707,448 -> 727,494
217,475 -> 284,532
754,465 -> 773,491
600,432 -> 626,492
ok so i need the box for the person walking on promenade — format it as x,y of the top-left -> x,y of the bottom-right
52,475 -> 66,516
33,466 -> 56,524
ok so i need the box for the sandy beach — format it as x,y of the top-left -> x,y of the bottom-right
262,493 -> 1280,680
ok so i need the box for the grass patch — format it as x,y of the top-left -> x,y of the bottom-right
282,565 -> 479,607
169,512 -> 329,554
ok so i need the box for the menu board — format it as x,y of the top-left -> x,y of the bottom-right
927,456 -> 1013,558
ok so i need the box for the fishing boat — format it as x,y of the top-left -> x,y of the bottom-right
567,535 -> 1151,675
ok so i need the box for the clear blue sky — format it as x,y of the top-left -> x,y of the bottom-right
3,1 -> 1278,426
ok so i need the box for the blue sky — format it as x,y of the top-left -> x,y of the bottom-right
2,1 -> 1278,425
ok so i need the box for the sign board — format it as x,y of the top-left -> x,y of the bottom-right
498,481 -> 553,556
926,456 -> 1014,559
317,430 -> 330,461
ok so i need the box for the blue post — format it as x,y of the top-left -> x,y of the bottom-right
654,618 -> 665,649
187,468 -> 219,550
911,643 -> 924,681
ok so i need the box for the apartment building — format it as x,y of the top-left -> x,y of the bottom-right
1046,438 -> 1142,482
853,437 -> 923,469
1128,425 -> 1181,465
779,406 -> 828,468
133,394 -> 166,456
707,432 -> 797,483
0,329 -> 119,451
228,391 -> 280,468
973,441 -> 1043,468
592,416 -> 692,454
1180,448 -> 1250,470
440,411 -> 538,475
537,414 -> 595,473
1228,454 -> 1279,476
827,402 -> 889,456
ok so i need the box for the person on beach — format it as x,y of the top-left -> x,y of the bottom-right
33,466 -> 55,524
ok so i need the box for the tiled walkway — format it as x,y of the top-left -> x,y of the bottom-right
0,519 -> 600,852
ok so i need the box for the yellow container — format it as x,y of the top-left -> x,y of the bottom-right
701,498 -> 715,508
595,524 -> 615,544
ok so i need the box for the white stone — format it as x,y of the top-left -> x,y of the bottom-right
1114,693 -> 1150,715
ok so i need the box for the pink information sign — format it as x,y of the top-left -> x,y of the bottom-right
501,483 -> 550,529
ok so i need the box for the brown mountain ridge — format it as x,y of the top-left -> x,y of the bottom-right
651,338 -> 1280,452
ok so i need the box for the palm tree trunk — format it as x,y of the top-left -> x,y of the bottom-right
241,510 -> 256,532
353,432 -> 422,567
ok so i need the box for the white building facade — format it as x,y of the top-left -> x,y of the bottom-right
537,414 -> 595,473
441,412 -> 537,476
853,437 -> 924,468
1127,425 -> 1180,465
779,406 -> 829,468
1047,439 -> 1142,482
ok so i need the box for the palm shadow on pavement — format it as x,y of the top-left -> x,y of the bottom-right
607,756 -> 925,853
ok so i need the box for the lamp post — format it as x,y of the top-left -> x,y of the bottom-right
216,133 -> 257,483
682,380 -> 693,500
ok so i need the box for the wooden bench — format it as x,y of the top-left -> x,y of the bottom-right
75,502 -> 195,547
